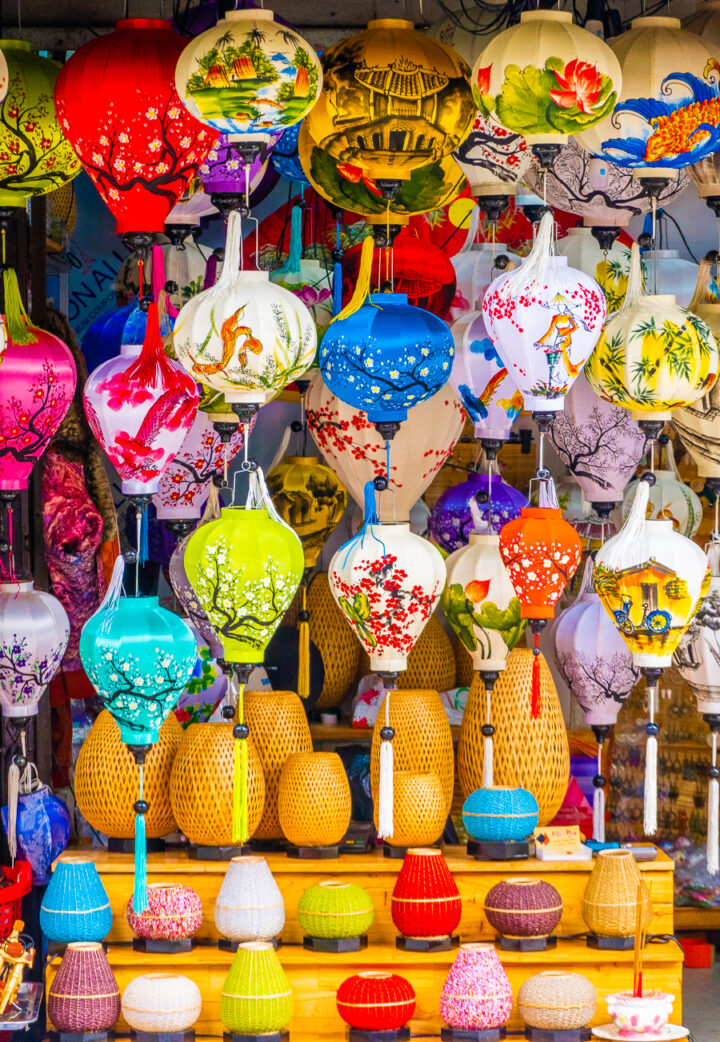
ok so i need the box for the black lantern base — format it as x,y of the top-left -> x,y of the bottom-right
498,935 -> 557,952
395,935 -> 459,952
349,1029 -> 411,1042
303,935 -> 367,952
189,844 -> 251,861
442,1029 -> 507,1041
467,839 -> 533,861
108,837 -> 165,854
132,938 -> 194,954
586,934 -> 637,950
131,1032 -> 195,1042
286,844 -> 340,860
50,1033 -> 115,1042
525,1030 -> 591,1042
218,936 -> 282,952
224,1035 -> 288,1042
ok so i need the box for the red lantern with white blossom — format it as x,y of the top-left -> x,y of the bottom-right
84,303 -> 198,497
54,19 -> 218,235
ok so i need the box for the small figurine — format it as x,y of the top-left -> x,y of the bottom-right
0,921 -> 34,1015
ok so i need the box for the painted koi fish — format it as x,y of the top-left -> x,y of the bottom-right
190,306 -> 263,377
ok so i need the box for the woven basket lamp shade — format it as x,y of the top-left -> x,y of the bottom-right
121,973 -> 201,1034
278,752 -> 351,847
47,943 -> 120,1034
126,884 -> 203,942
358,615 -> 456,692
220,941 -> 293,1036
169,723 -> 265,846
581,850 -> 653,938
336,972 -> 416,1032
297,881 -> 375,940
370,689 -> 455,816
484,877 -> 563,939
214,856 -> 285,945
457,649 -> 570,824
75,710 -> 181,840
40,856 -> 112,944
244,691 -> 313,841
391,848 -> 462,939
518,971 -> 597,1031
374,771 -> 447,849
310,573 -> 361,708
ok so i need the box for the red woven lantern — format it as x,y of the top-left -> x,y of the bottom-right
54,19 -> 218,235
391,848 -> 461,940
336,972 -> 416,1031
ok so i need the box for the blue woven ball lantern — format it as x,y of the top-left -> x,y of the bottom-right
462,786 -> 539,844
319,287 -> 455,439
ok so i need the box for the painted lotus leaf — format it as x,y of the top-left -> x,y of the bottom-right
495,59 -> 616,136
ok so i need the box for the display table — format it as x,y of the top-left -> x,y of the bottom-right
45,846 -> 682,1040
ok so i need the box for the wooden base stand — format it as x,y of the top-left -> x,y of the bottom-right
348,1028 -> 411,1042
442,1029 -> 507,1041
499,935 -> 558,952
586,934 -> 636,950
383,843 -> 440,859
218,936 -> 282,952
286,845 -> 340,859
132,938 -> 194,954
223,1032 -> 289,1042
525,1029 -> 591,1042
47,942 -> 108,958
303,935 -> 368,952
130,1032 -> 195,1042
395,935 -> 460,952
50,1033 -> 114,1042
189,845 -> 251,861
108,837 -> 165,854
467,839 -> 533,861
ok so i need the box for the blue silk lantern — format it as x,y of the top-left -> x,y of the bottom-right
428,472 -> 528,553
81,302 -> 150,371
319,290 -> 455,438
79,561 -> 196,912
271,123 -> 310,187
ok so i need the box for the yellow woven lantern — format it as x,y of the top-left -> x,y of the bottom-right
75,710 -> 181,840
277,752 -> 351,849
169,723 -> 265,847
267,456 -> 347,570
373,771 -> 447,849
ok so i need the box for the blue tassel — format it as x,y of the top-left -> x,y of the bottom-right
340,480 -> 385,566
276,204 -> 303,276
133,764 -> 148,914
333,217 -> 343,316
139,507 -> 149,565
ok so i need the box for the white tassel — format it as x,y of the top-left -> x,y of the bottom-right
593,744 -> 605,842
596,479 -> 650,573
621,242 -> 644,312
644,685 -> 657,836
709,733 -> 719,875
377,692 -> 394,839
482,683 -> 494,788
538,476 -> 559,509
501,210 -> 555,298
463,205 -> 480,255
6,760 -> 18,864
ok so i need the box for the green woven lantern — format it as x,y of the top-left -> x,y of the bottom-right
220,941 -> 293,1036
297,881 -> 375,940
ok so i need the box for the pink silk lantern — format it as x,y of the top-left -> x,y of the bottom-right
84,303 -> 198,496
152,410 -> 245,521
0,271 -> 76,491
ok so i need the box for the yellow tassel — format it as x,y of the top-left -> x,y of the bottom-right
298,585 -> 310,701
232,680 -> 248,846
329,234 -> 375,324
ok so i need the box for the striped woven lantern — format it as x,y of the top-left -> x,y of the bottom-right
462,786 -> 539,844
40,857 -> 112,944
47,943 -> 120,1034
297,881 -> 374,941
219,942 -> 292,1037
440,943 -> 513,1031
484,877 -> 562,941
518,971 -> 597,1031
391,848 -> 461,941
126,883 -> 203,942
336,972 -> 416,1032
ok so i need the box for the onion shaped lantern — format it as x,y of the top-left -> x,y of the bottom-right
84,303 -> 199,498
428,472 -> 528,553
0,582 -> 69,719
622,464 -> 702,540
482,212 -> 606,419
267,456 -> 348,571
306,18 -> 475,196
55,18 -> 218,236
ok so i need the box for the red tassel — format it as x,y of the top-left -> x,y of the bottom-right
531,632 -> 542,719
123,301 -> 183,390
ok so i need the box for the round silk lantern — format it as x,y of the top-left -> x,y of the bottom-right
267,456 -> 347,570
0,42 -> 77,206
0,269 -> 76,491
585,244 -> 719,426
640,250 -> 698,310
341,235 -> 458,318
306,372 -> 465,523
173,210 -> 316,413
550,371 -> 645,510
169,533 -> 224,660
55,19 -> 218,236
84,303 -> 198,497
329,485 -> 445,674
453,113 -> 531,201
0,582 -> 69,718
450,310 -> 523,446
306,19 -> 475,191
271,123 -> 309,187
483,212 -> 605,417
576,16 -> 720,179
175,10 -> 321,144
428,472 -> 528,552
623,467 -> 703,539
473,11 -> 621,155
554,227 -> 629,279
319,280 -> 454,437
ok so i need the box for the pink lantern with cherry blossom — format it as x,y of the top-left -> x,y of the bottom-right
84,302 -> 198,497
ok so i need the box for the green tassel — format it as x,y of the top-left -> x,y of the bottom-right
133,764 -> 148,914
3,268 -> 37,346
275,204 -> 303,277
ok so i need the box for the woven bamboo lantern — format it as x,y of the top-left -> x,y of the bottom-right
121,974 -> 202,1034
582,850 -> 653,939
458,650 -> 570,823
75,710 -> 181,840
337,972 -> 416,1032
484,877 -> 563,946
518,972 -> 597,1031
278,752 -> 351,849
370,690 -> 454,816
48,943 -> 120,1034
169,723 -> 265,847
298,881 -> 375,942
374,771 -> 447,850
244,691 -> 312,841
391,848 -> 461,941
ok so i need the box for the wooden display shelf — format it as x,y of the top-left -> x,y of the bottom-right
73,846 -> 675,947
46,938 -> 683,1041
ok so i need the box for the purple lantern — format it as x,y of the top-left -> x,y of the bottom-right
199,136 -> 279,211
169,534 -> 223,660
428,472 -> 528,552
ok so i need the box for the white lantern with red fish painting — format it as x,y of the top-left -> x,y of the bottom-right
84,303 -> 199,496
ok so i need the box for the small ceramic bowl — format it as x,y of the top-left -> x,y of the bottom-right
605,991 -> 674,1038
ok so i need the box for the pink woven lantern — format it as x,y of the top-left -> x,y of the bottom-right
0,270 -> 76,491
84,303 -> 198,498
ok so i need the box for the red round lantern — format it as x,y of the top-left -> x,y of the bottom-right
55,19 -> 218,235
391,848 -> 461,940
342,233 -> 457,318
337,972 -> 416,1031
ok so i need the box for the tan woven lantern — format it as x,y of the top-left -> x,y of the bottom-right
278,752 -> 351,847
370,690 -> 454,816
458,649 -> 569,824
244,691 -> 313,840
306,573 -> 361,708
169,723 -> 265,846
75,710 -> 181,839
581,850 -> 653,938
374,771 -> 447,849
518,972 -> 597,1031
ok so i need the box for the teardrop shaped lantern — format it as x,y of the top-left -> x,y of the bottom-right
0,269 -> 76,492
55,18 -> 219,236
84,303 -> 199,498
267,456 -> 348,571
173,210 -> 317,420
482,212 -> 606,422
0,41 -> 78,208
0,581 -> 69,720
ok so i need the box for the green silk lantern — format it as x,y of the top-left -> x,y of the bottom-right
184,471 -> 304,845
0,41 -> 80,206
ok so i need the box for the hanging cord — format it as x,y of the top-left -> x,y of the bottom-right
482,682 -> 494,788
593,741 -> 606,843
487,457 -> 494,534
644,682 -> 658,836
297,583 -> 310,703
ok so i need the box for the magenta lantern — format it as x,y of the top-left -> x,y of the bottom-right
84,303 -> 198,496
